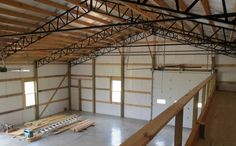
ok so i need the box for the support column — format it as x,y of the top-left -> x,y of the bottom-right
150,35 -> 156,120
68,62 -> 72,110
92,58 -> 96,113
34,61 -> 39,120
174,109 -> 183,146
150,53 -> 156,120
121,48 -> 125,118
78,79 -> 82,111
192,92 -> 199,127
201,85 -> 206,111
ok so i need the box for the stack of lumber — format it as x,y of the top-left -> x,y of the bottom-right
70,119 -> 95,133
8,114 -> 78,137
7,114 -> 95,143
24,114 -> 66,127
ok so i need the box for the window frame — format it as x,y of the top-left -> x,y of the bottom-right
23,79 -> 36,108
110,77 -> 122,103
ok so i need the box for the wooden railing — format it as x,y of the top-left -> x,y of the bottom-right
120,73 -> 216,146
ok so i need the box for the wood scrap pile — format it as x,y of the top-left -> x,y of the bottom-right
70,119 -> 95,133
7,114 -> 95,142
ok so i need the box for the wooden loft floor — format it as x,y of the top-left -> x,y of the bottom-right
197,91 -> 236,146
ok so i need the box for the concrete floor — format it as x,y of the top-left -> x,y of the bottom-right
0,112 -> 191,146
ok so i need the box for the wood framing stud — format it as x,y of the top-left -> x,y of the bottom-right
201,85 -> 206,111
174,109 -> 183,146
92,58 -> 96,113
68,62 -> 72,110
34,61 -> 40,120
192,92 -> 199,127
121,48 -> 125,118
78,80 -> 82,111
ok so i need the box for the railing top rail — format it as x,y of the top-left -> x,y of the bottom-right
121,73 -> 216,146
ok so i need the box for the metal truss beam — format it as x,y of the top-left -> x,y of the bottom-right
1,12 -> 235,38
37,0 -> 236,67
0,0 -> 90,60
70,24 -> 236,66
114,0 -> 236,26
37,1 -> 143,67
70,27 -> 154,66
96,1 -> 236,55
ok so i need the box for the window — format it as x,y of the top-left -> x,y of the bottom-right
24,81 -> 36,107
157,99 -> 166,104
112,80 -> 121,103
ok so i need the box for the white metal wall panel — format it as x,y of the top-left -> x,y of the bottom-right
39,88 -> 68,103
38,77 -> 68,90
124,106 -> 150,120
0,81 -> 21,95
96,102 -> 120,116
96,90 -> 110,102
71,87 -> 79,110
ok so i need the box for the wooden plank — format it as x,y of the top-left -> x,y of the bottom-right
192,92 -> 199,127
39,98 -> 69,106
34,61 -> 40,120
121,48 -> 125,117
174,109 -> 183,146
92,58 -> 96,113
78,80 -> 82,111
68,62 -> 72,110
38,86 -> 68,92
201,85 -> 206,111
70,119 -> 95,132
0,93 -> 23,99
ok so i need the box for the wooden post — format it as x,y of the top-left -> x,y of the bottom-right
34,61 -> 39,120
192,92 -> 199,127
201,85 -> 206,111
211,56 -> 215,72
92,58 -> 96,113
150,53 -> 156,120
174,109 -> 183,146
68,62 -> 72,110
121,48 -> 125,117
206,82 -> 210,99
78,79 -> 82,111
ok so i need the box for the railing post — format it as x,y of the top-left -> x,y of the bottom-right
192,92 -> 199,127
174,109 -> 183,146
201,85 -> 206,111
206,82 -> 210,99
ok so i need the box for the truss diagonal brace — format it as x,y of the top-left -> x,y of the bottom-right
0,0 -> 91,60
70,28 -> 154,66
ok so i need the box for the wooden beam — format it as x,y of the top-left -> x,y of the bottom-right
121,48 -> 125,117
36,0 -> 109,24
92,58 -> 96,113
201,85 -> 206,111
68,62 -> 72,110
34,61 -> 40,120
192,92 -> 199,127
200,0 -> 218,38
78,80 -> 82,111
174,109 -> 183,146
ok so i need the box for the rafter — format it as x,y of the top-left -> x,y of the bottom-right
0,1 -> 91,60
200,0 -> 219,38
